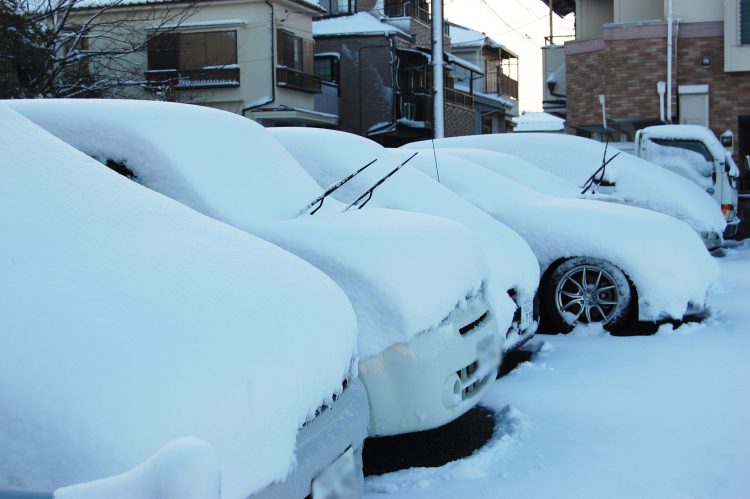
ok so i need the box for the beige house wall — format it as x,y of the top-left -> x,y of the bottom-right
614,0 -> 663,23
74,0 -> 319,116
575,0 -> 614,40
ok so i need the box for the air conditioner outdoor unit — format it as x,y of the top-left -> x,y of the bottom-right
401,101 -> 417,121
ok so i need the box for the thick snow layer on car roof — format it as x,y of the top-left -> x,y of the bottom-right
404,134 -> 727,236
269,127 -> 541,333
407,147 -> 580,198
410,150 -> 719,321
0,106 -> 357,498
7,99 -> 486,361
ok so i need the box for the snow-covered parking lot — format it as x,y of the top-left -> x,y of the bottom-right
365,242 -> 750,498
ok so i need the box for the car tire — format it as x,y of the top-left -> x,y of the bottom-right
540,257 -> 634,334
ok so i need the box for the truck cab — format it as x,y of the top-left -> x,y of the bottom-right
636,125 -> 741,238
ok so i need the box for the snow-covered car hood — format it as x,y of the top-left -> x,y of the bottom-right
407,149 -> 719,321
269,127 -> 540,333
6,99 -> 487,361
404,133 -> 727,236
0,106 -> 357,498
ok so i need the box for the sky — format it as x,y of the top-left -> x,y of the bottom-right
445,0 -> 575,113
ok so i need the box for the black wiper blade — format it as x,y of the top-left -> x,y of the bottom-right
580,152 -> 620,195
581,135 -> 620,195
300,158 -> 378,215
343,152 -> 419,212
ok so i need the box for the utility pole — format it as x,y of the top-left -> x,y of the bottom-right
432,0 -> 444,138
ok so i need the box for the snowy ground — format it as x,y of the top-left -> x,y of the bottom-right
365,242 -> 750,498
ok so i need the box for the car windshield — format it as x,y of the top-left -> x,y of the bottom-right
651,139 -> 714,163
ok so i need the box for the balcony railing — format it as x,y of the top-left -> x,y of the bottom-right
484,72 -> 518,100
276,66 -> 322,93
445,87 -> 473,110
384,0 -> 430,24
145,67 -> 240,89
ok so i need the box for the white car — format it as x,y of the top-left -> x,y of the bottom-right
7,99 -> 502,438
0,106 -> 367,498
269,127 -> 540,352
391,148 -> 719,333
405,133 -> 727,249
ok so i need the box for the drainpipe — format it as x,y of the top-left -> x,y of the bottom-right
666,0 -> 673,123
432,0 -> 444,138
598,94 -> 607,131
243,0 -> 276,116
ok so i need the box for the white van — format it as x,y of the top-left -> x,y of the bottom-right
635,124 -> 741,238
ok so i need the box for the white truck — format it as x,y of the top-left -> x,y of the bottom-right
632,125 -> 741,239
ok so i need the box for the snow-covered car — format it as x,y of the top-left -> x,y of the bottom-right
0,106 -> 368,498
269,127 -> 540,352
390,148 -> 719,333
634,124 -> 741,238
7,99 -> 502,438
404,134 -> 727,249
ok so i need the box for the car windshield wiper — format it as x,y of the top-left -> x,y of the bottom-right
300,158 -> 378,215
581,136 -> 621,195
343,152 -> 419,212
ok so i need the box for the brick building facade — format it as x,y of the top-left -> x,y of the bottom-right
566,20 -> 750,234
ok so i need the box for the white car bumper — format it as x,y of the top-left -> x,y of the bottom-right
359,292 -> 501,437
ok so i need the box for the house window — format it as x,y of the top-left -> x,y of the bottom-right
314,56 -> 339,84
742,0 -> 750,45
276,30 -> 320,92
146,31 -> 239,88
319,0 -> 355,15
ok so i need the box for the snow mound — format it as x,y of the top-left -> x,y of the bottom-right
0,105 -> 357,497
55,439 -> 220,499
403,133 -> 727,236
7,99 -> 487,361
406,150 -> 719,321
269,127 -> 541,335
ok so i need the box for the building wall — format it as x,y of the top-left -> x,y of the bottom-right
567,22 -> 750,136
315,35 -> 395,136
614,0 -> 663,23
576,0 -> 614,40
75,0 -> 318,115
444,103 -> 474,137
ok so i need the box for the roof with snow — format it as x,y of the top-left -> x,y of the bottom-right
314,12 -> 409,37
449,23 -> 494,48
512,112 -> 565,132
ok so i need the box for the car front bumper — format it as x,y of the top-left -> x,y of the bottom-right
359,293 -> 502,437
253,377 -> 369,498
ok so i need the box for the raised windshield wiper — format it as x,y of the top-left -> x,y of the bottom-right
581,135 -> 621,195
343,152 -> 419,212
300,158 -> 378,215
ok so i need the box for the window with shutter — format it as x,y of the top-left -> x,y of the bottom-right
146,31 -> 238,88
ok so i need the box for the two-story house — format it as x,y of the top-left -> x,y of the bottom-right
448,22 -> 520,133
311,1 -> 483,146
73,0 -> 333,127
